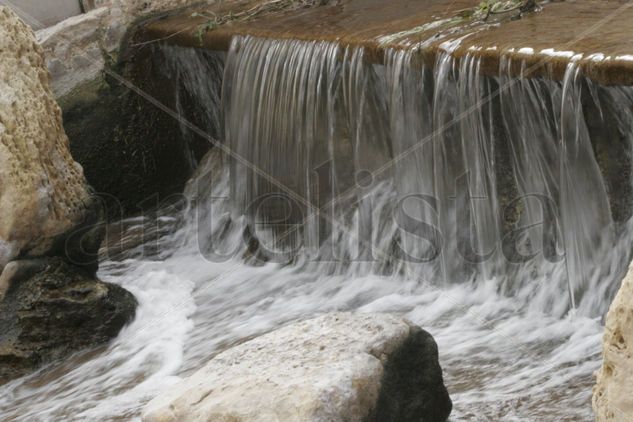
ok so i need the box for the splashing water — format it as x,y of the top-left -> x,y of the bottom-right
2,35 -> 633,421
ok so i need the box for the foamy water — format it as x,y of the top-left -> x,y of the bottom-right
0,169 -> 624,421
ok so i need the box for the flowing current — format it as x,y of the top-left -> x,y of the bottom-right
2,35 -> 633,420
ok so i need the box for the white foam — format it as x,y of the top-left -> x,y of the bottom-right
0,263 -> 197,420
587,53 -> 607,62
540,48 -> 576,58
439,34 -> 471,53
377,17 -> 455,46
1,37 -> 628,422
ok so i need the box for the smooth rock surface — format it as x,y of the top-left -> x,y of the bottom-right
36,0 -> 209,97
594,263 -> 633,421
36,7 -> 113,97
0,7 -> 90,269
143,312 -> 452,422
0,257 -> 136,384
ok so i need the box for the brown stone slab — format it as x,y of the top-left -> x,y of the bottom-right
135,0 -> 633,85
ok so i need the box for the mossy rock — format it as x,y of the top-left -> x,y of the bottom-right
0,257 -> 137,384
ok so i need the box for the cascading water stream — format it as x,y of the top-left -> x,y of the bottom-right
1,35 -> 633,421
220,35 -> 622,316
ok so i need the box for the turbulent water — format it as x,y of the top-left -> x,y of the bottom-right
2,35 -> 633,421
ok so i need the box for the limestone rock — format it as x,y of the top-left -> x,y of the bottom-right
0,7 -> 91,269
36,7 -> 112,97
0,9 -> 134,383
36,1 -> 211,97
593,263 -> 633,421
0,257 -> 137,384
142,312 -> 452,422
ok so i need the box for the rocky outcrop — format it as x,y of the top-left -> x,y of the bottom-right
34,0 -> 219,217
0,7 -> 137,384
0,257 -> 136,384
142,313 -> 452,422
36,1 -> 210,97
593,264 -> 633,421
36,0 -> 215,97
0,6 -> 90,270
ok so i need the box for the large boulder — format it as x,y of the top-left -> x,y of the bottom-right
36,7 -> 117,98
0,257 -> 136,384
0,7 -> 137,384
36,1 -> 213,99
593,263 -> 633,421
142,312 -> 452,422
0,6 -> 91,270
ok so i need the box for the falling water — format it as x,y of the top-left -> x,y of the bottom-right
161,45 -> 225,170
219,35 -> 624,316
2,35 -> 633,420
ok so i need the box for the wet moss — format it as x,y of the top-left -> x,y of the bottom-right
0,257 -> 137,385
60,43 -> 209,219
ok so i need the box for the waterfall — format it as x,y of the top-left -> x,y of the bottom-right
161,45 -> 225,170
172,35 -> 628,317
5,34 -> 633,422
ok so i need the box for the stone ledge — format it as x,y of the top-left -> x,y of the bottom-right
138,0 -> 633,86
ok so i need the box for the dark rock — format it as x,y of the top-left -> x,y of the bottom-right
59,39 -> 217,219
17,194 -> 108,276
369,326 -> 453,422
0,259 -> 48,301
60,75 -> 187,219
0,257 -> 137,384
45,195 -> 106,276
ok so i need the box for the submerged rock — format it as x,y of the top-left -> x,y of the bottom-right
142,312 -> 452,422
593,264 -> 633,421
0,257 -> 136,384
